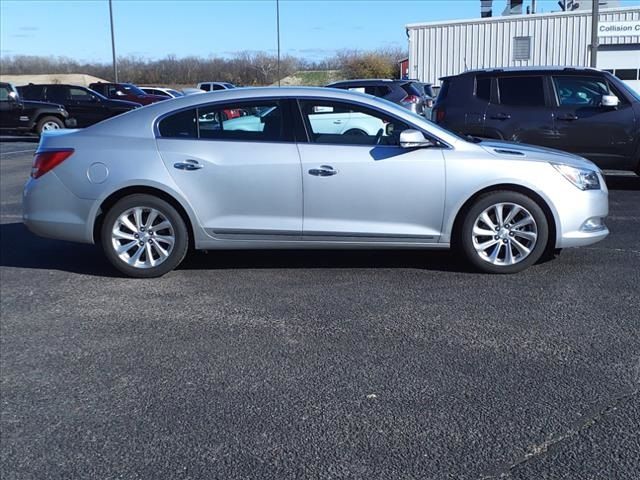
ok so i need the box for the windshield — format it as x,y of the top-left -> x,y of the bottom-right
121,84 -> 147,96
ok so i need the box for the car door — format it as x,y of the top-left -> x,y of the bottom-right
484,75 -> 555,146
156,99 -> 303,238
296,99 -> 446,241
550,75 -> 637,169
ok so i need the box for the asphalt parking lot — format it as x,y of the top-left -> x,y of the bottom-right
1,138 -> 639,480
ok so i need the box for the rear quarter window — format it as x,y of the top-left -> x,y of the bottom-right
158,109 -> 198,138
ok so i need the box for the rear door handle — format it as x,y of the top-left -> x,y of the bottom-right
490,113 -> 511,120
173,159 -> 203,171
557,114 -> 578,121
308,165 -> 337,177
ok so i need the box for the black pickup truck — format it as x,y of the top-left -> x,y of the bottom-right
18,84 -> 141,128
0,82 -> 74,135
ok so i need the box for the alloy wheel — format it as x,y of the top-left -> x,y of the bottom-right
111,206 -> 175,269
471,202 -> 538,266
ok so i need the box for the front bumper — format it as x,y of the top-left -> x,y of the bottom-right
554,177 -> 609,248
23,172 -> 95,244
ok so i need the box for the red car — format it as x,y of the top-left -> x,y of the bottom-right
89,82 -> 166,105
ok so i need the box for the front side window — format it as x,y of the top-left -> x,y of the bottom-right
552,76 -> 610,106
158,101 -> 287,142
298,100 -> 411,146
498,76 -> 545,107
200,84 -> 211,92
0,85 -> 10,101
69,87 -> 93,101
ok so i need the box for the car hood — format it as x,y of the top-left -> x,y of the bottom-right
479,140 -> 599,171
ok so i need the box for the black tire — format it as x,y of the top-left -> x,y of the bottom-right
101,194 -> 189,278
35,116 -> 64,135
458,190 -> 549,274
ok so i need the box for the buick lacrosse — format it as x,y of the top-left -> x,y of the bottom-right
23,87 -> 609,277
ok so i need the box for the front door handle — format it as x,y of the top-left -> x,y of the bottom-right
557,114 -> 578,121
174,159 -> 203,171
308,165 -> 337,177
333,120 -> 343,124
490,113 -> 511,120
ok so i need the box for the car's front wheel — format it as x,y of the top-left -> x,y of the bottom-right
459,191 -> 549,274
101,194 -> 189,278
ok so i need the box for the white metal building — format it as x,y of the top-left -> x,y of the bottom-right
407,6 -> 640,91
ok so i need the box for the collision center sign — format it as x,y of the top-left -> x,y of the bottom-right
598,21 -> 640,37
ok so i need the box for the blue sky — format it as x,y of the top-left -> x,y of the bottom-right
1,0 -> 639,62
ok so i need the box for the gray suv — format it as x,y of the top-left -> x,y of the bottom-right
433,67 -> 640,173
326,79 -> 429,116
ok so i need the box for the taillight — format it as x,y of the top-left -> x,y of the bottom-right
435,108 -> 446,123
31,149 -> 74,179
402,95 -> 420,104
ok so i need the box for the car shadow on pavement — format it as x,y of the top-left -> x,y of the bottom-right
0,136 -> 39,143
604,174 -> 640,191
0,222 -> 117,277
0,222 -> 472,276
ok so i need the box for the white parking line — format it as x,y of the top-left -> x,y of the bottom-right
0,149 -> 36,156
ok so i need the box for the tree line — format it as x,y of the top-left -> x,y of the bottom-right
0,48 -> 405,86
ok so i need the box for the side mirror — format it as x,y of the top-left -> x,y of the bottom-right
7,91 -> 19,103
601,95 -> 619,108
399,129 -> 435,148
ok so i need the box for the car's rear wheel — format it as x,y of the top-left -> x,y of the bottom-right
101,194 -> 189,278
36,116 -> 64,135
459,191 -> 549,274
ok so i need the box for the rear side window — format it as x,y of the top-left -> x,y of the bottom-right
475,77 -> 491,101
498,76 -> 545,107
158,101 -> 288,142
47,86 -> 69,103
158,109 -> 198,138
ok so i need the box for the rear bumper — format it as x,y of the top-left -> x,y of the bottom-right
23,172 -> 95,244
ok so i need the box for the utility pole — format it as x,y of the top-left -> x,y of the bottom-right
590,0 -> 599,68
109,0 -> 118,82
276,0 -> 281,86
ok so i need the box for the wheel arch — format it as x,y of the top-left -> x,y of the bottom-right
92,185 -> 196,249
450,183 -> 558,254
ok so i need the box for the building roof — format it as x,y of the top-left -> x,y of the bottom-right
406,5 -> 639,29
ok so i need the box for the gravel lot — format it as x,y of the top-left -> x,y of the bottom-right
1,138 -> 639,479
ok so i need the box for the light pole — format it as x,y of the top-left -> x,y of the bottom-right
590,0 -> 599,68
276,0 -> 281,86
109,0 -> 118,82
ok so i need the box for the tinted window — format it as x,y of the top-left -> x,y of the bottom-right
498,76 -> 545,106
437,80 -> 449,101
19,84 -> 46,101
614,69 -> 638,81
553,76 -> 610,106
69,87 -> 93,101
200,84 -> 211,92
475,77 -> 491,101
47,86 -> 68,103
198,101 -> 285,142
212,84 -> 225,91
0,85 -> 10,101
298,100 -> 411,146
158,109 -> 198,138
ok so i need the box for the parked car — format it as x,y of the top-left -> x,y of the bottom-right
0,82 -> 74,135
89,82 -> 166,105
18,84 -> 141,128
197,82 -> 237,92
433,67 -> 640,174
326,79 -> 429,116
181,88 -> 206,96
23,87 -> 609,278
140,87 -> 184,98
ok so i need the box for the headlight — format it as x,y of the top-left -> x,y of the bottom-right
551,163 -> 601,190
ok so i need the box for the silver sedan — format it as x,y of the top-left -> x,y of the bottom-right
23,87 -> 609,277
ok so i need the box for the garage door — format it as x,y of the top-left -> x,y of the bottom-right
597,45 -> 640,94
